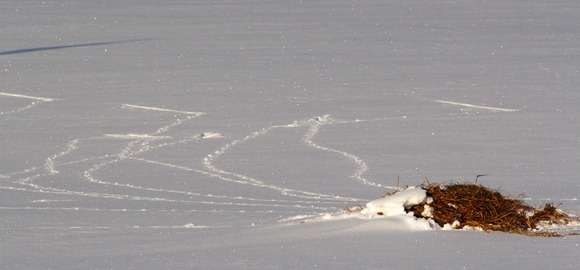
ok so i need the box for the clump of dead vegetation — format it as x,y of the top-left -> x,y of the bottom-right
406,183 -> 575,236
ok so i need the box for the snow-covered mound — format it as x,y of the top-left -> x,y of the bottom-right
281,187 -> 438,231
361,187 -> 426,217
281,185 -> 578,236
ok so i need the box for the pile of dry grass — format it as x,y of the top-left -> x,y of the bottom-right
407,183 -> 573,236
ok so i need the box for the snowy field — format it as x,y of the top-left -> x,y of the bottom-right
1,0 -> 579,269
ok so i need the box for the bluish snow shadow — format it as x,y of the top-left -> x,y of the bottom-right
0,39 -> 152,56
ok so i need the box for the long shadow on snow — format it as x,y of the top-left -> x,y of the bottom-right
0,39 -> 152,56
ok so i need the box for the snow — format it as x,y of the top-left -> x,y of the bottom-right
434,99 -> 520,112
104,133 -> 171,140
0,91 -> 56,102
421,205 -> 434,218
535,219 -> 580,234
281,187 -> 435,232
2,0 -> 580,269
361,187 -> 426,216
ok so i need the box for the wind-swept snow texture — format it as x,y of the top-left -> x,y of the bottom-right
1,0 -> 579,269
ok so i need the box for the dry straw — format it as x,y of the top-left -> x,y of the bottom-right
407,183 -> 574,236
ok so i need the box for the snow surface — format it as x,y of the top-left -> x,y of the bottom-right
362,186 -> 426,216
1,0 -> 580,269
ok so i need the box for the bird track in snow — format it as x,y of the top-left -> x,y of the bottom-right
5,103 -> 336,212
0,91 -> 55,116
434,99 -> 520,112
3,98 -> 489,220
202,114 -> 409,204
